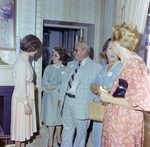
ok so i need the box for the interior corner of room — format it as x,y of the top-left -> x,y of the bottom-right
0,0 -> 150,146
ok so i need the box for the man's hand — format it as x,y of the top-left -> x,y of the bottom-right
24,104 -> 32,115
47,85 -> 56,90
58,100 -> 61,108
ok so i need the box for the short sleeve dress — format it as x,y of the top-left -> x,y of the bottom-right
91,61 -> 121,102
101,56 -> 150,147
11,53 -> 37,141
40,64 -> 66,126
91,61 -> 121,147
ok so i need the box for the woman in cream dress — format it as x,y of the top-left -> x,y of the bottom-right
11,34 -> 42,147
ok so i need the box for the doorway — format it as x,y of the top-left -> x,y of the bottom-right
42,20 -> 95,72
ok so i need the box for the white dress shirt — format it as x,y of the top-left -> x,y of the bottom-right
67,57 -> 88,95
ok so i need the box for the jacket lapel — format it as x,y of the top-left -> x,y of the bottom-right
77,57 -> 92,84
67,61 -> 78,82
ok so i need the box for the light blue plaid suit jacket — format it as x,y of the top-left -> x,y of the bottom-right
59,57 -> 102,119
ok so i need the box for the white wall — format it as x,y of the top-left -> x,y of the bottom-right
0,0 -> 124,116
0,0 -> 148,119
0,0 -> 117,86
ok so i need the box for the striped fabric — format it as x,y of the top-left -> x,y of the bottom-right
67,61 -> 81,90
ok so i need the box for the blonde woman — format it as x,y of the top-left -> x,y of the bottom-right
99,21 -> 150,146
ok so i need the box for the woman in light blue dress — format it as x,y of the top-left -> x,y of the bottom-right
90,38 -> 121,147
40,47 -> 68,147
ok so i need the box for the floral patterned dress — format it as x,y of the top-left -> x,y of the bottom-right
101,56 -> 150,147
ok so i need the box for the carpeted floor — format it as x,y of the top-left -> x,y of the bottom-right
26,124 -> 93,147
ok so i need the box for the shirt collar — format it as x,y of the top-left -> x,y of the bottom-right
54,64 -> 64,68
80,56 -> 89,66
20,52 -> 29,60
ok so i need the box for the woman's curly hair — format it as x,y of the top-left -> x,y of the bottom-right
53,47 -> 68,66
112,21 -> 139,51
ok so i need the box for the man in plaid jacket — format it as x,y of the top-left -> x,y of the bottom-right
58,41 -> 102,147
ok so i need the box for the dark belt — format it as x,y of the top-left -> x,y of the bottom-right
66,93 -> 75,98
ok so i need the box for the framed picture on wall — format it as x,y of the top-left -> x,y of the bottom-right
0,0 -> 16,50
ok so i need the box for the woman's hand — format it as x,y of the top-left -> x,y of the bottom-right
98,90 -> 113,103
58,100 -> 61,108
99,90 -> 143,110
47,85 -> 56,90
24,104 -> 32,115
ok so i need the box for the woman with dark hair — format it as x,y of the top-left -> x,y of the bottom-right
90,38 -> 121,147
40,47 -> 68,147
11,34 -> 42,147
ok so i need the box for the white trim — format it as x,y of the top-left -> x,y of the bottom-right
44,24 -> 88,41
0,65 -> 15,86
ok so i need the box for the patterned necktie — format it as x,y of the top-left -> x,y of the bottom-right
67,61 -> 81,90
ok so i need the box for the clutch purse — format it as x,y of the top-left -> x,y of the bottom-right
113,78 -> 128,98
88,97 -> 106,122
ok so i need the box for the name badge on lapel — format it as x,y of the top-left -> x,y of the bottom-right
61,71 -> 64,75
107,71 -> 113,77
70,64 -> 74,68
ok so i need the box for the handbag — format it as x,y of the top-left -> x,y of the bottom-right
88,96 -> 106,122
113,78 -> 128,98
